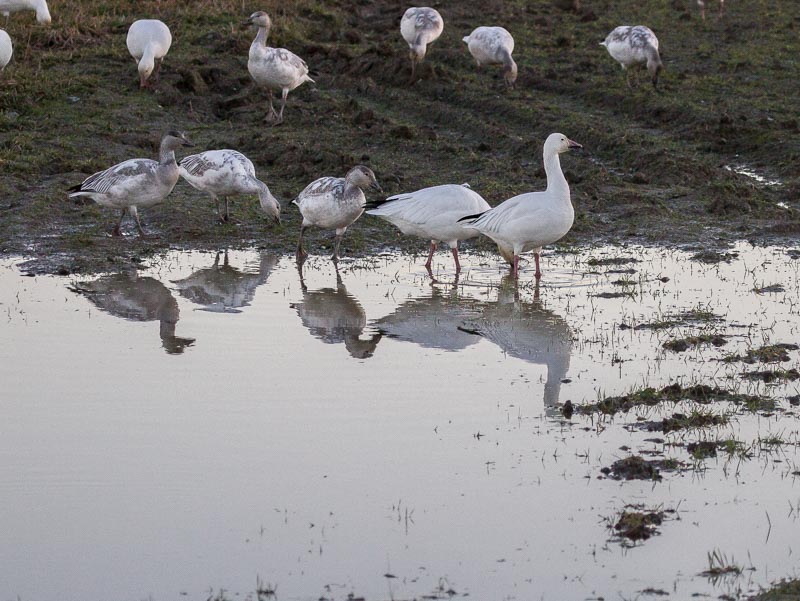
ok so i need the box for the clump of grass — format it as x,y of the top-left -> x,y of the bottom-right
621,306 -> 723,331
723,343 -> 799,364
742,368 -> 800,383
609,505 -> 668,544
587,256 -> 641,266
663,333 -> 728,352
700,549 -> 743,582
644,408 -> 729,433
600,455 -> 685,481
751,578 -> 800,600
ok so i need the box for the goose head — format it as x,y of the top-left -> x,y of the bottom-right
245,11 -> 271,30
345,165 -> 383,194
258,186 -> 281,224
162,131 -> 194,150
544,133 -> 582,156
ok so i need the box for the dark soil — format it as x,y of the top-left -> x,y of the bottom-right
2,1 -> 800,275
612,507 -> 665,542
600,455 -> 684,481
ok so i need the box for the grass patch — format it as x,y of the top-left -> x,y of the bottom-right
600,455 -> 685,481
663,333 -> 728,352
723,343 -> 799,364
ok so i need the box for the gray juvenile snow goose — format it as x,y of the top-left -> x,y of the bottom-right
462,26 -> 517,88
600,25 -> 662,89
400,7 -> 443,81
179,149 -> 280,224
293,165 -> 382,262
245,10 -> 314,125
68,131 -> 193,237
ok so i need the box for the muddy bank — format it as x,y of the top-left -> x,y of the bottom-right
1,0 -> 799,274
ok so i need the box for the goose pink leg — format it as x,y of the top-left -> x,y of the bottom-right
424,242 -> 437,269
451,247 -> 461,273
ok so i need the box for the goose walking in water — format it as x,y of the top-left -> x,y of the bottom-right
126,19 -> 172,88
698,0 -> 725,20
459,133 -> 581,279
462,26 -> 517,88
0,0 -> 50,24
179,149 -> 280,224
600,25 -> 662,89
293,165 -> 382,262
67,131 -> 193,238
400,7 -> 443,81
0,29 -> 11,72
365,183 -> 490,275
245,11 -> 314,125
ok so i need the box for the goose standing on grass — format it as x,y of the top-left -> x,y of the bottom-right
67,131 -> 193,238
462,26 -> 517,88
459,133 -> 582,279
365,183 -> 490,275
0,0 -> 50,24
294,165 -> 382,262
400,7 -> 443,81
126,19 -> 172,88
600,25 -> 662,89
179,149 -> 280,224
0,29 -> 11,73
697,0 -> 725,20
245,10 -> 314,125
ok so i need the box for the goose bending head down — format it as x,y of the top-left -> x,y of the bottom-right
179,149 -> 281,224
293,165 -> 382,263
0,29 -> 11,73
458,133 -> 582,280
400,7 -> 443,82
67,131 -> 193,238
462,26 -> 517,89
0,0 -> 50,24
126,19 -> 172,88
245,10 -> 314,125
365,183 -> 490,275
600,25 -> 662,89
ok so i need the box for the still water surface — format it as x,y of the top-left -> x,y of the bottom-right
2,244 -> 799,601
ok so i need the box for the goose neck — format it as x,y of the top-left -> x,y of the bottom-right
254,24 -> 270,48
544,150 -> 569,197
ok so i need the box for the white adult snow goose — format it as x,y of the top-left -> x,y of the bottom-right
179,149 -> 280,223
365,183 -> 490,274
0,29 -> 11,72
67,131 -> 193,238
462,26 -> 517,88
0,0 -> 50,24
459,133 -> 581,279
400,7 -> 443,81
245,10 -> 314,125
126,19 -> 172,88
600,25 -> 662,89
293,165 -> 382,262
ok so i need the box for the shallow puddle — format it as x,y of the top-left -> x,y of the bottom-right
2,243 -> 799,601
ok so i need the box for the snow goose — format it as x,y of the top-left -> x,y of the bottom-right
459,133 -> 581,279
245,10 -> 314,125
70,272 -> 195,354
179,149 -> 280,224
172,251 -> 278,313
292,266 -> 382,359
600,25 -> 662,89
293,165 -> 382,262
126,19 -> 172,88
697,0 -> 725,20
462,276 -> 572,411
365,183 -> 490,274
67,131 -> 193,238
462,26 -> 517,88
400,7 -> 443,81
0,29 -> 11,72
0,0 -> 50,24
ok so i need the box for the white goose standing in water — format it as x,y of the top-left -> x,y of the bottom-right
68,131 -> 193,237
462,26 -> 518,88
459,133 -> 581,279
245,10 -> 314,125
400,7 -> 443,81
179,149 -> 281,224
600,25 -> 662,89
0,29 -> 11,72
126,19 -> 172,88
365,183 -> 490,274
294,165 -> 382,262
0,0 -> 50,24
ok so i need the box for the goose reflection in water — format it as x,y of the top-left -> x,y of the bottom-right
70,271 -> 195,354
291,265 -> 382,359
373,278 -> 484,351
171,251 -> 277,313
462,276 -> 573,411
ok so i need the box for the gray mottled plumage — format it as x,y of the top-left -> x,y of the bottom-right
600,25 -> 662,89
400,6 -> 443,81
462,26 -> 517,88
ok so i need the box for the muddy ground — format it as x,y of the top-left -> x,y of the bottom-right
0,0 -> 798,274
